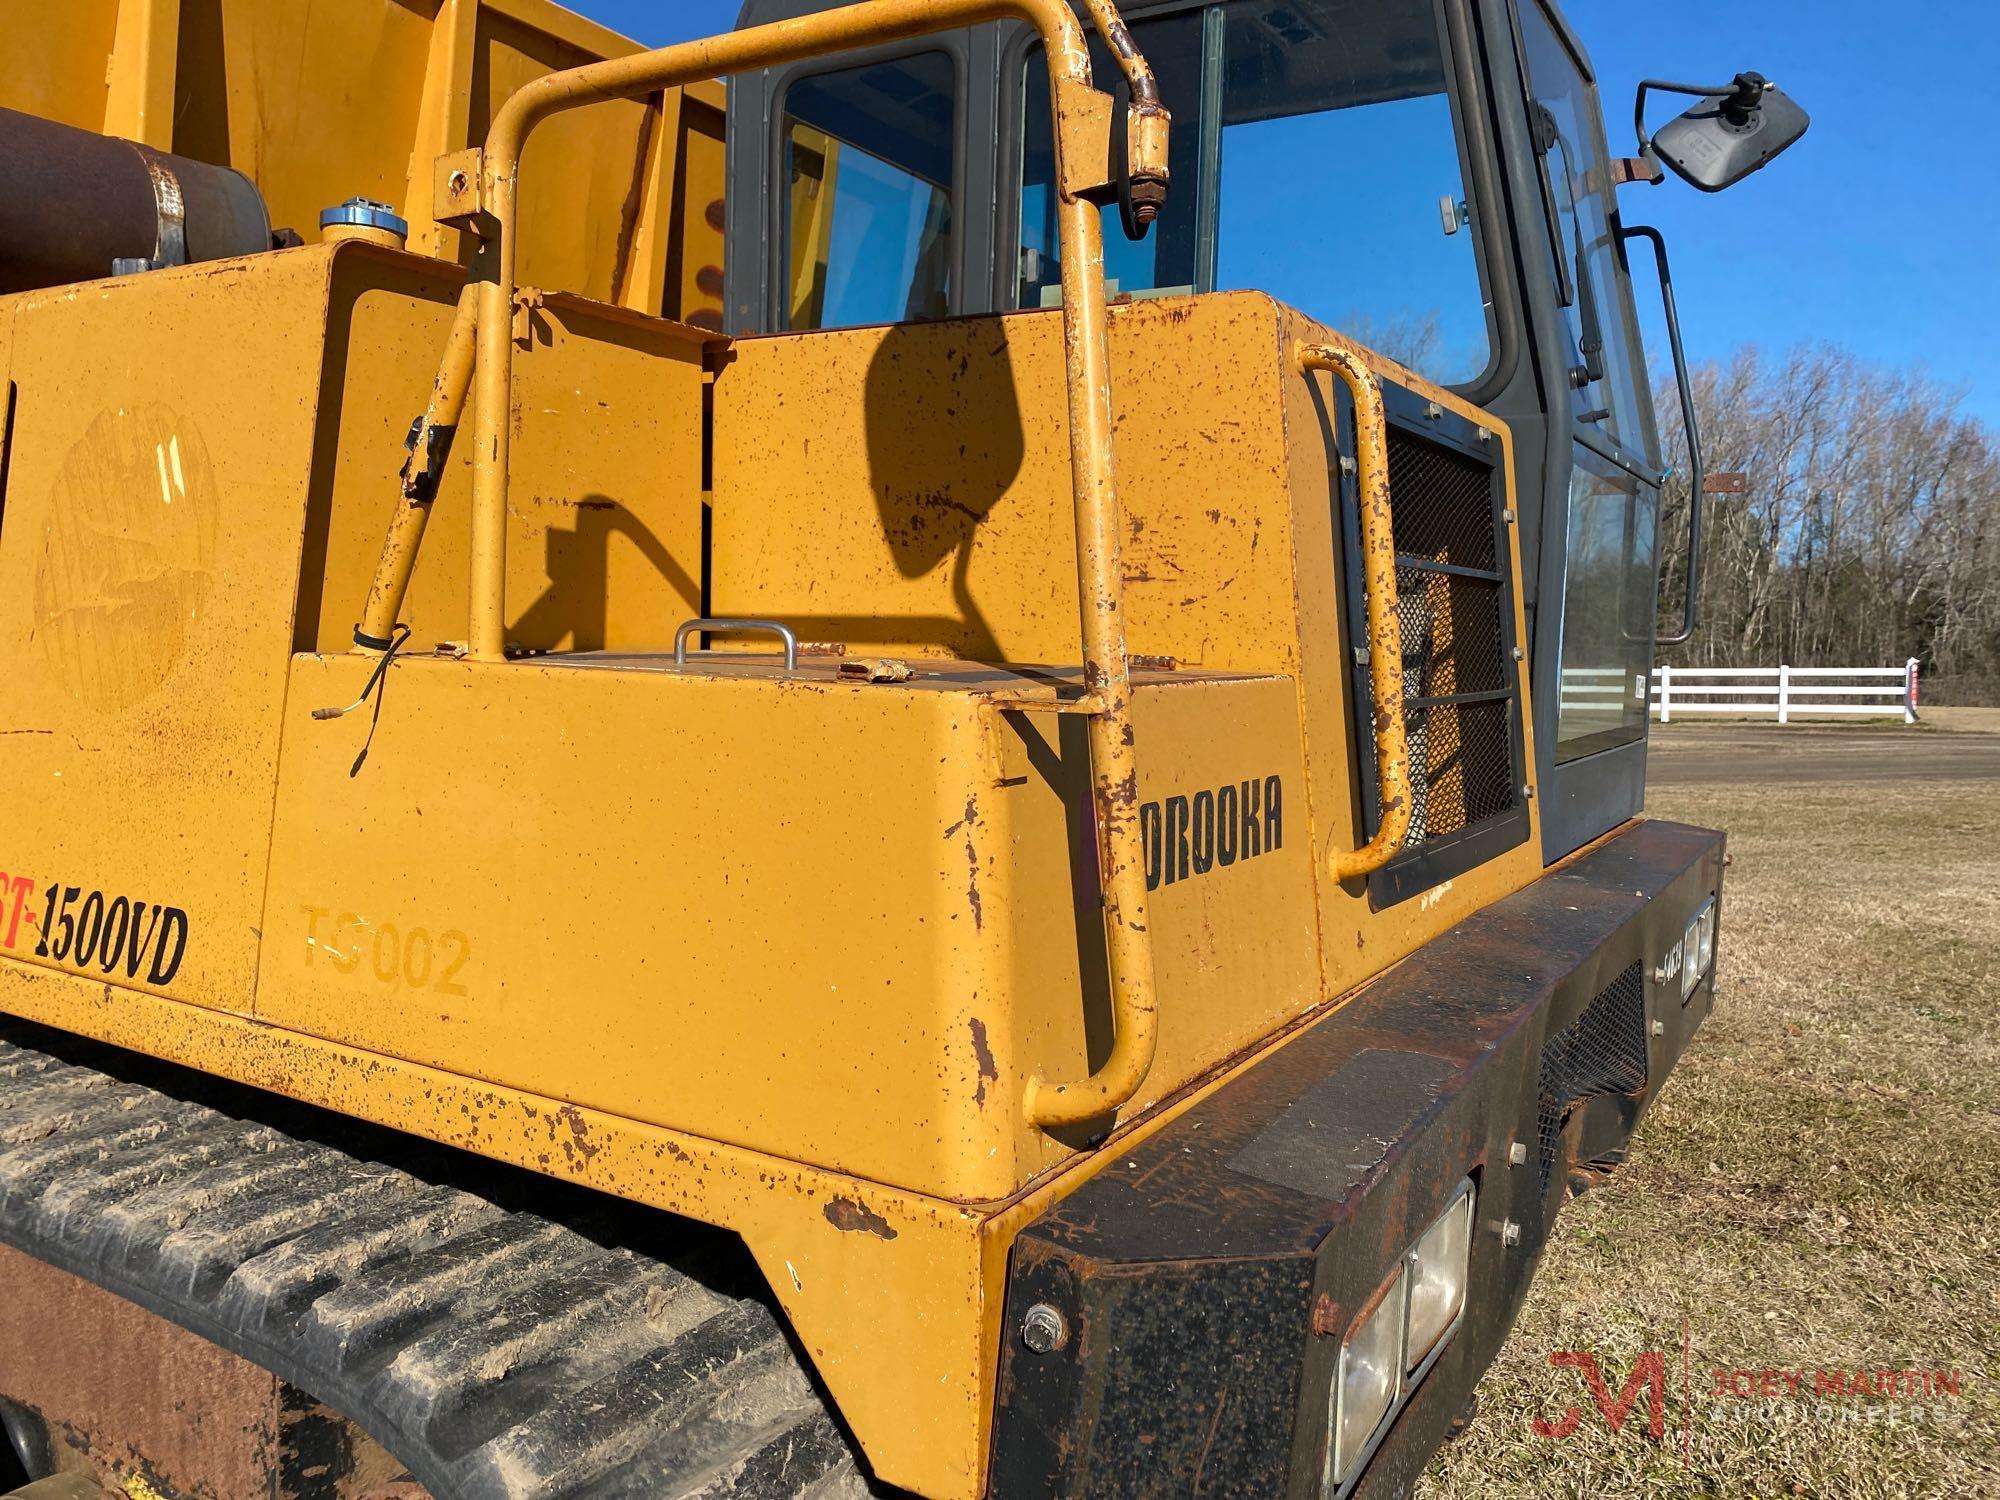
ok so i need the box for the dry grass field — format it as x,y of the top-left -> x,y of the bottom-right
1418,732 -> 2000,1498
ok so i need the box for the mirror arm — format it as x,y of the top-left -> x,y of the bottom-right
1620,223 -> 1704,647
1632,76 -> 1756,160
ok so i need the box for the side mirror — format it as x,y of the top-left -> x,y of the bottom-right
1634,73 -> 1809,192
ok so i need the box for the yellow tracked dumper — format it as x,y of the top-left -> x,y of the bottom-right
0,0 -> 1804,1495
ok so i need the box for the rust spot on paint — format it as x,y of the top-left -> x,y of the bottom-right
965,838 -> 984,931
823,1197 -> 898,1239
970,1017 -> 998,1107
555,1104 -> 600,1166
943,794 -> 979,840
838,657 -> 916,683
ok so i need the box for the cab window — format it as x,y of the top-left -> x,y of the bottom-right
1017,1 -> 1493,387
1513,0 -> 1651,453
783,52 -> 956,330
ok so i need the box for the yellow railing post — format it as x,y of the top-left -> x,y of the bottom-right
421,0 -> 1167,1128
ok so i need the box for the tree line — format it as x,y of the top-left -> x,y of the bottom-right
1651,345 -> 2000,702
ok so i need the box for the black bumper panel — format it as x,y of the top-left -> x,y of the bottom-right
990,818 -> 1725,1498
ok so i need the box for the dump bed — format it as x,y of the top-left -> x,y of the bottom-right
0,0 -> 725,324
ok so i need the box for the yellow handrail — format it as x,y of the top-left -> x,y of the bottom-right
430,0 -> 1166,1130
1300,344 -> 1413,880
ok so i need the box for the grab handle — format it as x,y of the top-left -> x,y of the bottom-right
1619,224 -> 1704,645
1299,344 -> 1413,880
673,618 -> 799,673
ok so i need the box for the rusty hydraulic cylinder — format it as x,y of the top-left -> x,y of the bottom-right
461,0 -> 1165,1128
356,282 -> 481,648
1300,343 -> 1413,879
0,107 -> 271,294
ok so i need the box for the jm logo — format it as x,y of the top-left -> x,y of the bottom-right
1531,1350 -> 1668,1442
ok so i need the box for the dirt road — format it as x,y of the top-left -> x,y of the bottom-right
1648,724 -> 2000,784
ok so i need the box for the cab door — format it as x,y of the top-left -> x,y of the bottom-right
1501,0 -> 1666,857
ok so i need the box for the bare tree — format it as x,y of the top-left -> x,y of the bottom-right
1653,343 -> 2000,700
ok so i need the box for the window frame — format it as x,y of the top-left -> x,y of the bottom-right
993,0 -> 1519,403
765,42 -> 973,332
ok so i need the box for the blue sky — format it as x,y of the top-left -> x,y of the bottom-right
578,0 -> 2000,427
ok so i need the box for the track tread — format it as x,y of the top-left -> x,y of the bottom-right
0,1028 -> 871,1499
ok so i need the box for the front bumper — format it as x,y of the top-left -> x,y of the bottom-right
990,817 -> 1724,1497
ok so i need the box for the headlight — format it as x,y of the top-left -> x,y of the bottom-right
1679,899 -> 1716,999
1405,1180 -> 1474,1370
1326,1181 -> 1481,1493
1331,1267 -> 1406,1486
1679,911 -> 1702,999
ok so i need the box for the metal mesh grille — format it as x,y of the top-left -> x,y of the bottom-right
1537,962 -> 1649,1193
1404,697 -> 1515,844
1378,426 -> 1515,849
1388,431 -> 1499,571
1397,569 -> 1507,697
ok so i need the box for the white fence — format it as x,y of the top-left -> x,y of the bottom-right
1559,662 -> 1922,724
1653,662 -> 1920,723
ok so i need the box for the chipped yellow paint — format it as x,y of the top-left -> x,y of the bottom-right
257,650 -> 1317,1202
714,293 -> 1544,995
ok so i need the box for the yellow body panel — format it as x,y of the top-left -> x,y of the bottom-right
712,293 -> 1544,1002
0,254 -> 333,1010
713,296 -> 1298,670
0,229 -> 1539,1500
256,651 -> 1318,1199
301,249 -> 709,655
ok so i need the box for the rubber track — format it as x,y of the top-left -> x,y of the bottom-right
0,1028 -> 875,1499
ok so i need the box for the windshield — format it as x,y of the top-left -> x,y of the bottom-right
1017,0 -> 1493,386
